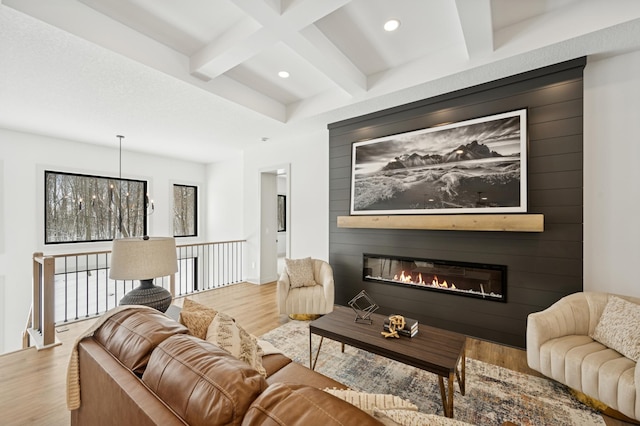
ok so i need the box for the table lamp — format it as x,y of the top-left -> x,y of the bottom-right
110,236 -> 177,312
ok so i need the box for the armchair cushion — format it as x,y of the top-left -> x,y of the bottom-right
285,257 -> 316,288
590,296 -> 640,361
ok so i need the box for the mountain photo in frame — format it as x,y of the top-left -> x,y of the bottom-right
350,109 -> 527,215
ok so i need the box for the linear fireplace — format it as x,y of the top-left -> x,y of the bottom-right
363,253 -> 507,302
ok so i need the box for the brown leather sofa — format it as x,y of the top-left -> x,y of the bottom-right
70,307 -> 383,425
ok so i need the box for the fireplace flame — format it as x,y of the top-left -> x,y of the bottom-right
391,273 -> 457,289
393,271 -> 415,283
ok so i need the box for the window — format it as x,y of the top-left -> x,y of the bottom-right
173,184 -> 197,237
45,170 -> 148,244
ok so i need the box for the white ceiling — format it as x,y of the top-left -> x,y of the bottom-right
2,0 -> 640,163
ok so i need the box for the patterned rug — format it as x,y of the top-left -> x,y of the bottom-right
260,320 -> 604,426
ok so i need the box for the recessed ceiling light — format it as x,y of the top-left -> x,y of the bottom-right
384,19 -> 400,32
278,71 -> 290,78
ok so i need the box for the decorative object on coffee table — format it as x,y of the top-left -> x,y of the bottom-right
384,315 -> 419,337
381,315 -> 405,338
110,236 -> 177,312
348,290 -> 379,324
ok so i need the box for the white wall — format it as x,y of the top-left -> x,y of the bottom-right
584,49 -> 640,297
231,129 -> 329,283
259,172 -> 278,283
205,154 -> 244,241
0,128 -> 207,353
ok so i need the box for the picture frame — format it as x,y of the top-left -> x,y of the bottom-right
277,194 -> 286,232
350,109 -> 527,215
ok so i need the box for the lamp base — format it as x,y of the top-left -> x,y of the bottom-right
119,279 -> 172,313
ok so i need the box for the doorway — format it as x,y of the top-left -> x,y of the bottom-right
259,164 -> 290,284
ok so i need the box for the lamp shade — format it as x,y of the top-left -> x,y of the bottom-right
110,237 -> 178,280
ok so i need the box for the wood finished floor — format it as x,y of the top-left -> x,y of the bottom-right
0,282 -> 633,426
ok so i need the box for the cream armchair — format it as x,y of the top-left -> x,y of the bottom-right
527,292 -> 640,421
277,258 -> 334,319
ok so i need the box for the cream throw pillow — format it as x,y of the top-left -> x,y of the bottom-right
179,298 -> 218,339
322,389 -> 473,426
322,389 -> 418,415
206,311 -> 267,377
285,257 -> 316,288
590,296 -> 640,361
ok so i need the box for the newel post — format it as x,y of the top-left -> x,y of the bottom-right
27,252 -> 60,350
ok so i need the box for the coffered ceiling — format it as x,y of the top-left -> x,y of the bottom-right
2,0 -> 640,162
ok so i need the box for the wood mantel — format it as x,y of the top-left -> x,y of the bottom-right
337,214 -> 544,232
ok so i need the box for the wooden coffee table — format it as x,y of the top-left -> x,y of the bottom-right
309,305 -> 466,418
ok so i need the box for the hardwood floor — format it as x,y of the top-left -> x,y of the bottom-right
0,282 -> 633,425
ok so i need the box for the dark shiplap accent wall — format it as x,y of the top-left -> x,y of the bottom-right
328,58 -> 586,348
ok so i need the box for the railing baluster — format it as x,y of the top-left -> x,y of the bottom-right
74,256 -> 79,321
95,254 -> 99,316
104,253 -> 109,314
204,244 -> 209,290
64,257 -> 69,323
84,254 -> 89,318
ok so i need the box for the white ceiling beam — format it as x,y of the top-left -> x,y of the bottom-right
454,0 -> 494,59
293,25 -> 366,96
191,23 -> 279,77
245,0 -> 365,95
191,0 -> 365,96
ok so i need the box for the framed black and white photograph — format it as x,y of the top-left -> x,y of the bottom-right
350,109 -> 527,215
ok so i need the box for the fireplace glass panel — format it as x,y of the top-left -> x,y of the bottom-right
363,253 -> 506,302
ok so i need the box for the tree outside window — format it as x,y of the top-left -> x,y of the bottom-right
45,170 -> 148,244
173,184 -> 197,237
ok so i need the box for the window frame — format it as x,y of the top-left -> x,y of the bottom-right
44,170 -> 149,244
173,183 -> 198,238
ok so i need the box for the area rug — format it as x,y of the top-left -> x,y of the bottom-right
260,320 -> 604,426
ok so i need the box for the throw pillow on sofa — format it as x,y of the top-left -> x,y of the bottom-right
206,311 -> 267,377
179,298 -> 218,339
372,408 -> 473,426
322,388 -> 418,415
590,295 -> 640,361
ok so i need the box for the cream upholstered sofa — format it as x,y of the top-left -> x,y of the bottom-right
277,257 -> 334,317
527,292 -> 640,420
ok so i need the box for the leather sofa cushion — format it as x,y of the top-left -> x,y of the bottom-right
241,382 -> 383,426
93,308 -> 188,374
142,334 -> 268,426
262,353 -> 292,377
266,360 -> 347,390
